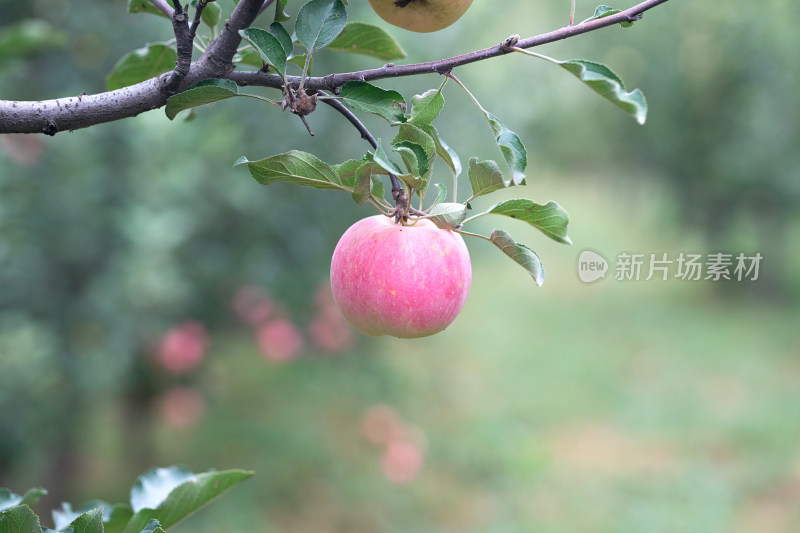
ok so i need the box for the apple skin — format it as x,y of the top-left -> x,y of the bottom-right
330,215 -> 471,339
367,0 -> 474,33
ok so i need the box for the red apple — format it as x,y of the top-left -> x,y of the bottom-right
330,215 -> 471,338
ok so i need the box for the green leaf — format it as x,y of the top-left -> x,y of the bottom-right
269,22 -> 294,56
338,81 -> 406,124
490,229 -> 545,286
165,79 -> 240,120
430,183 -> 447,207
475,199 -> 572,244
201,2 -> 221,28
467,158 -> 515,200
392,141 -> 429,187
423,203 -> 468,230
334,158 -> 366,188
238,28 -> 287,76
274,0 -> 290,22
351,161 -> 376,205
556,59 -> 647,124
287,54 -> 311,73
138,519 -> 165,533
393,124 -> 435,162
581,5 -> 635,27
106,43 -> 177,91
419,124 -> 461,179
0,505 -> 44,533
371,142 -> 405,176
235,151 -> 348,191
327,21 -> 406,61
130,467 -> 194,514
127,0 -> 173,17
103,505 -> 134,533
0,19 -> 65,61
295,0 -> 347,53
408,89 -> 445,126
483,111 -> 527,185
18,490 -> 47,510
370,142 -> 404,176
235,49 -> 263,67
65,508 -> 104,533
122,469 -> 254,533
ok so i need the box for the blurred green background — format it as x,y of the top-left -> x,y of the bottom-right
2,0 -> 800,531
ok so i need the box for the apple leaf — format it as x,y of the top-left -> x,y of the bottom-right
419,124 -> 461,179
138,519 -> 165,533
482,111 -> 527,186
235,151 -> 350,191
269,22 -> 294,56
199,2 -> 221,28
467,199 -> 571,244
127,0 -> 174,17
0,504 -> 44,533
238,28 -> 288,77
63,507 -> 104,533
556,59 -> 647,124
327,22 -> 406,61
424,203 -> 468,230
106,43 -> 176,91
274,0 -> 290,22
338,81 -> 406,124
466,158 -> 518,201
122,469 -> 254,533
408,89 -> 445,126
0,489 -> 47,513
295,0 -> 347,53
334,157 -> 367,187
490,230 -> 545,286
429,183 -> 447,207
103,505 -> 134,533
130,467 -> 194,514
581,5 -> 635,27
371,141 -> 405,176
351,161 -> 376,205
165,79 -> 241,120
393,124 -> 435,162
392,141 -> 429,188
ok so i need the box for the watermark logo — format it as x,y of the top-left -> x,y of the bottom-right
577,250 -> 763,283
577,249 -> 609,283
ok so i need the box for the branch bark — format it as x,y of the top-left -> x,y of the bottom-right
0,0 -> 670,135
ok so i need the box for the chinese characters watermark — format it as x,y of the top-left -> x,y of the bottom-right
577,250 -> 762,283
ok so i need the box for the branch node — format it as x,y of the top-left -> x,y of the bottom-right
323,74 -> 338,91
500,34 -> 520,52
43,119 -> 58,136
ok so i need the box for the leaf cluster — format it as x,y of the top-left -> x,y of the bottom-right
0,467 -> 252,533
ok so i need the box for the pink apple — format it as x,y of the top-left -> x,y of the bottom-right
330,215 -> 471,338
257,318 -> 304,362
381,440 -> 424,484
155,321 -> 208,374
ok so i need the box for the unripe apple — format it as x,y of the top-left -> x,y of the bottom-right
330,215 -> 471,338
367,0 -> 474,33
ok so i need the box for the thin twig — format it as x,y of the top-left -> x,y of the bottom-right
257,0 -> 277,17
229,0 -> 670,91
189,0 -> 209,39
151,0 -> 175,17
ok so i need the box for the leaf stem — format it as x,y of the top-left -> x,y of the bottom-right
454,229 -> 492,242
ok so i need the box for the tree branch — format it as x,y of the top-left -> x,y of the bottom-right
0,0 -> 670,135
151,0 -> 175,18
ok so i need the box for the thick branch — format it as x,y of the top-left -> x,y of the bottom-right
0,0 -> 669,135
202,0 -> 264,72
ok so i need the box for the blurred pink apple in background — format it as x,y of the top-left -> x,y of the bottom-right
232,286 -> 276,325
361,405 -> 404,446
381,440 -> 424,484
155,321 -> 208,374
158,386 -> 206,428
257,319 -> 304,362
309,283 -> 355,353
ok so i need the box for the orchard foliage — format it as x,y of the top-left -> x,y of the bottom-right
0,466 -> 252,533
